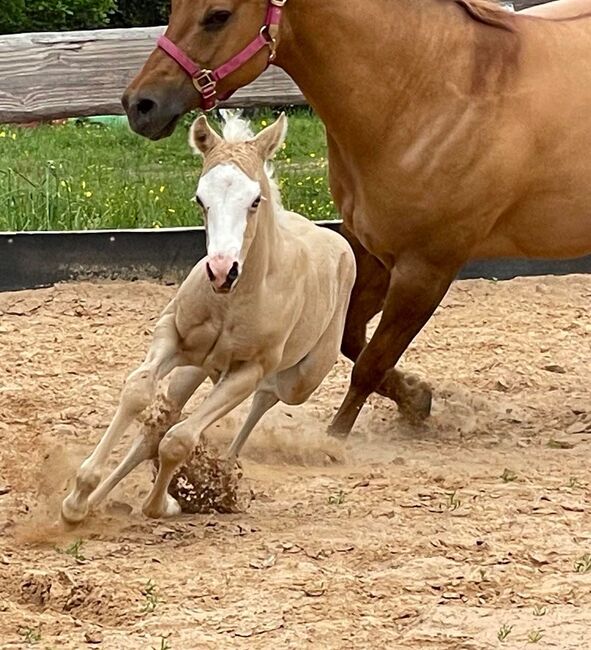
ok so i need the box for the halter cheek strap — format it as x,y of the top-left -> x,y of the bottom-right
157,0 -> 287,111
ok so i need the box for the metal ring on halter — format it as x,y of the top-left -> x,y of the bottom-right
259,26 -> 278,62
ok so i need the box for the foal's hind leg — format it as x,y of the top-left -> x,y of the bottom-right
329,256 -> 461,437
224,303 -> 354,466
143,362 -> 264,518
226,391 -> 279,463
61,312 -> 181,524
340,225 -> 432,420
87,366 -> 207,512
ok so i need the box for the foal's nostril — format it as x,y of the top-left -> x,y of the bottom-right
226,262 -> 239,284
137,98 -> 157,115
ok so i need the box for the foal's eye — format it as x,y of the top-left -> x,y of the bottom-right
250,196 -> 261,210
195,195 -> 205,209
202,10 -> 232,31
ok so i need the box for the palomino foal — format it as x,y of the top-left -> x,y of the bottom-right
62,114 -> 355,523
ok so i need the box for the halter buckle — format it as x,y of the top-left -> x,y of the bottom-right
260,25 -> 279,62
193,69 -> 217,100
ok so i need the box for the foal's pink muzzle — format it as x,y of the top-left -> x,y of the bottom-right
206,254 -> 240,292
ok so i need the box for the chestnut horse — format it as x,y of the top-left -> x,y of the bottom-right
123,0 -> 591,437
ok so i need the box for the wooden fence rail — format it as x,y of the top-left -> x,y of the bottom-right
0,27 -> 305,123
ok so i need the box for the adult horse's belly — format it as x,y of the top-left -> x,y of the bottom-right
520,0 -> 591,17
472,198 -> 591,260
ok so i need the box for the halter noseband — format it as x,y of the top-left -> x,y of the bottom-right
157,0 -> 287,111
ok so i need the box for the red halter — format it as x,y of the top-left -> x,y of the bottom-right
157,0 -> 287,111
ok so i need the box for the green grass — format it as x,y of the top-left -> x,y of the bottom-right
0,107 -> 336,231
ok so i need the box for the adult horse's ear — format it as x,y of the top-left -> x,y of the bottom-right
189,115 -> 222,156
252,112 -> 288,160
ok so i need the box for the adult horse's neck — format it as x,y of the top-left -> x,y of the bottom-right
276,0 -> 517,153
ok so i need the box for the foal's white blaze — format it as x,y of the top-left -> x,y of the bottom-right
197,163 -> 261,290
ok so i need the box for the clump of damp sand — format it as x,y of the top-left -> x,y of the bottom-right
154,443 -> 248,514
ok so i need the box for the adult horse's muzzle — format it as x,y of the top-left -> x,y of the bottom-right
206,255 -> 241,294
122,86 -> 191,141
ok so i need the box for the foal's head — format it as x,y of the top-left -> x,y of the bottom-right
190,112 -> 287,293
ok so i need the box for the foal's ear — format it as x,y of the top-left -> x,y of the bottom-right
189,115 -> 222,156
252,112 -> 288,160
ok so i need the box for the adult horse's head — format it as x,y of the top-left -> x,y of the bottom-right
123,0 -> 286,140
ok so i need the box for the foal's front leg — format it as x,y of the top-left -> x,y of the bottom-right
87,366 -> 208,512
143,362 -> 264,519
61,313 -> 181,524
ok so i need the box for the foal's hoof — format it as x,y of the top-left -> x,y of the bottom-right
60,495 -> 89,525
142,494 -> 181,520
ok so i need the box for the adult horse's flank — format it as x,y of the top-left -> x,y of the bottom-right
123,0 -> 591,437
61,113 -> 355,522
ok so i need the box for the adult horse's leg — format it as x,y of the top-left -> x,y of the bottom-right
87,366 -> 207,511
339,224 -> 389,362
340,225 -> 432,420
61,311 -> 181,524
328,256 -> 461,438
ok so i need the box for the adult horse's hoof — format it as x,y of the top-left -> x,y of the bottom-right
327,418 -> 356,440
398,374 -> 432,422
320,435 -> 346,464
60,494 -> 89,525
379,371 -> 432,422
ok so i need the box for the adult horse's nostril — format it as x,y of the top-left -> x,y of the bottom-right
206,262 -> 216,282
226,262 -> 239,284
137,98 -> 157,115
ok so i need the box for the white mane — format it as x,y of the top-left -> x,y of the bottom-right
219,109 -> 285,213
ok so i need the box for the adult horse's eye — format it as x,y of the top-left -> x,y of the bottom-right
250,196 -> 261,210
202,10 -> 232,31
195,195 -> 205,209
